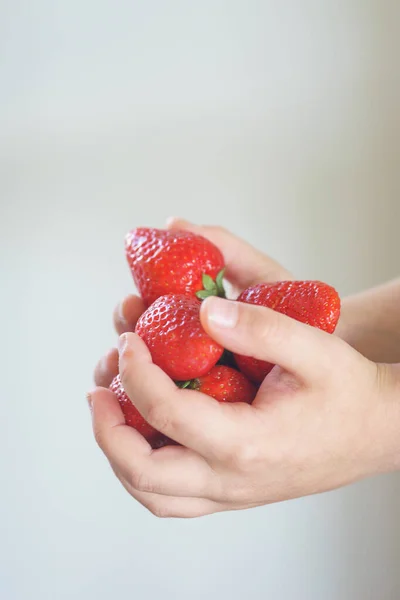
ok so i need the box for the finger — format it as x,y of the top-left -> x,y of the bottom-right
200,297 -> 339,383
118,332 -> 238,457
94,348 -> 119,387
90,386 -> 219,498
166,217 -> 292,288
113,294 -> 146,335
116,473 -> 223,518
90,385 -> 151,451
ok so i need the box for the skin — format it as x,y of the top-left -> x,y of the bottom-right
89,218 -> 400,518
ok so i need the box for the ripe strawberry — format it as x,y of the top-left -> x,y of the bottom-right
125,227 -> 225,306
135,294 -> 224,380
110,375 -> 164,447
180,365 -> 257,404
234,280 -> 341,383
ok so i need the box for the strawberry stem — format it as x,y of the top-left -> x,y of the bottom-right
196,268 -> 226,300
175,379 -> 199,390
175,380 -> 192,389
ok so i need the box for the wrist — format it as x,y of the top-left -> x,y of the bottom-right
335,297 -> 360,348
336,297 -> 391,362
373,363 -> 400,474
336,282 -> 400,363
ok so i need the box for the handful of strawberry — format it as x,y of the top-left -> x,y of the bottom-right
111,226 -> 341,447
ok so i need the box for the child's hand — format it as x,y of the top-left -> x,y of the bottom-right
90,296 -> 400,518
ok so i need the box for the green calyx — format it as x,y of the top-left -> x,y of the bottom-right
196,269 -> 226,300
175,351 -> 236,391
175,379 -> 200,390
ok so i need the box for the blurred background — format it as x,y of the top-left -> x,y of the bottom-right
1,1 -> 400,599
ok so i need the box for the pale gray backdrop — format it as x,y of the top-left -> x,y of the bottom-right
1,2 -> 400,599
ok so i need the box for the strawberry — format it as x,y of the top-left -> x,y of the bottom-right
110,374 -> 165,448
125,227 -> 225,306
135,294 -> 224,380
180,365 -> 257,404
234,280 -> 341,383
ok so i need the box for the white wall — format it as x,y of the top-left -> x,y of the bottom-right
1,2 -> 400,599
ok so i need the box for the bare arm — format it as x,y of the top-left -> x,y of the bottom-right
337,279 -> 400,363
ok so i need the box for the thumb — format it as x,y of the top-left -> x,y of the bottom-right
200,297 -> 337,383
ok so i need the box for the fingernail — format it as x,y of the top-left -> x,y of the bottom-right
204,297 -> 239,328
166,217 -> 192,228
86,392 -> 93,412
117,300 -> 128,327
118,333 -> 129,354
96,355 -> 107,380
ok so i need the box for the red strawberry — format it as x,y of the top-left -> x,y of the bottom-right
182,365 -> 257,404
234,280 -> 341,383
110,375 -> 164,447
135,294 -> 224,380
125,227 -> 225,306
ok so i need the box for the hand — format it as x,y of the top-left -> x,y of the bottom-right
93,218 -> 292,388
90,297 -> 400,518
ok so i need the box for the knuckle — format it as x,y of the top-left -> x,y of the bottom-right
222,480 -> 247,503
118,351 -> 134,381
131,469 -> 154,493
93,425 -> 107,450
205,224 -> 227,235
239,303 -> 281,344
257,310 -> 282,344
313,334 -> 346,384
223,439 -> 261,471
147,502 -> 170,519
145,403 -> 170,432
240,441 -> 262,466
93,356 -> 106,382
214,225 -> 229,237
113,302 -> 122,324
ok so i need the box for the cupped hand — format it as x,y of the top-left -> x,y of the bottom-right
89,295 -> 400,518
